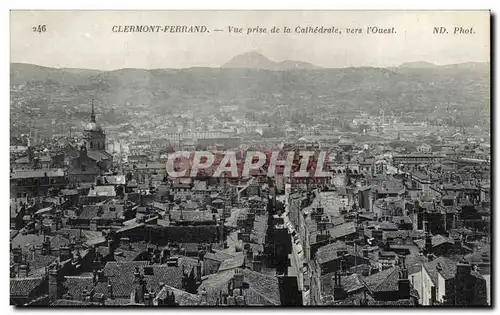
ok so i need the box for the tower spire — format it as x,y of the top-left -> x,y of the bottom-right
91,99 -> 96,123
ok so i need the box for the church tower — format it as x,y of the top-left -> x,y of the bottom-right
85,99 -> 106,151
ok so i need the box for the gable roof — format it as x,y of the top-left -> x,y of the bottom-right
423,257 -> 457,285
362,266 -> 400,293
94,258 -> 199,298
198,268 -> 280,306
327,222 -> 357,240
414,235 -> 454,250
154,285 -> 202,306
316,242 -> 354,265
10,277 -> 45,297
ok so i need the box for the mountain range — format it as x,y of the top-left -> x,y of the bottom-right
10,52 -> 490,127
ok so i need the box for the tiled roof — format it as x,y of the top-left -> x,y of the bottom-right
14,156 -> 30,164
10,277 -> 45,297
204,251 -> 235,263
362,266 -> 400,293
61,189 -> 78,196
414,235 -> 454,250
316,242 -> 354,265
79,204 -> 124,220
112,242 -> 150,262
320,273 -> 364,297
95,258 -> 199,298
218,253 -> 245,272
11,234 -> 70,253
198,268 -> 280,306
391,216 -> 412,225
423,257 -> 457,285
24,254 -> 58,276
169,210 -> 214,222
154,285 -> 202,306
50,299 -> 100,306
11,169 -> 64,179
87,150 -> 112,162
328,222 -> 357,240
61,276 -> 94,300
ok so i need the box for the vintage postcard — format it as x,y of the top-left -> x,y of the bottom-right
9,10 -> 491,307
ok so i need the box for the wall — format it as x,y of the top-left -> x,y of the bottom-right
437,273 -> 446,303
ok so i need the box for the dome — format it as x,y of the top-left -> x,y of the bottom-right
85,122 -> 102,132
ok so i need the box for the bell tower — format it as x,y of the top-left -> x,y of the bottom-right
84,99 -> 106,151
91,98 -> 96,123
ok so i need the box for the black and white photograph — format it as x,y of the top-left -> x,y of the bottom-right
9,10 -> 491,307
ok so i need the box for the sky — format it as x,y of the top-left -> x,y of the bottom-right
10,10 -> 490,70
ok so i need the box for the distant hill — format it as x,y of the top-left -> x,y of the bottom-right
10,61 -> 489,119
10,63 -> 98,86
221,51 -> 320,70
398,61 -> 489,71
399,61 -> 437,69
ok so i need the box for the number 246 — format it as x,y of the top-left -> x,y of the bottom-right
32,25 -> 46,33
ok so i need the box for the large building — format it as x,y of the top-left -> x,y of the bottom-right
67,101 -> 113,184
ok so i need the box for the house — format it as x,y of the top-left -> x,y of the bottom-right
409,257 -> 488,306
10,169 -> 66,198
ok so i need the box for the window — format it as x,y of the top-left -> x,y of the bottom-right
90,142 -> 94,149
81,165 -> 87,172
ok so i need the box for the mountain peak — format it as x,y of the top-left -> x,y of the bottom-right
221,51 -> 320,71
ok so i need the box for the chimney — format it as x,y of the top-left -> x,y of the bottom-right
108,239 -> 115,261
82,288 -> 89,301
48,263 -> 62,300
97,293 -> 105,306
333,272 -> 347,301
12,246 -> 22,264
196,260 -> 202,283
90,218 -> 98,231
227,281 -> 232,296
134,267 -> 141,281
234,268 -> 244,288
97,269 -> 106,282
144,289 -> 152,306
398,257 -> 410,300
252,260 -> 262,272
181,267 -> 188,291
42,237 -> 51,255
200,288 -> 208,305
120,237 -> 130,247
59,245 -> 71,261
424,233 -> 433,255
161,249 -> 170,264
235,295 -> 245,306
107,281 -> 113,299
19,264 -> 30,277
